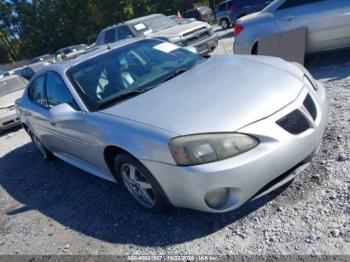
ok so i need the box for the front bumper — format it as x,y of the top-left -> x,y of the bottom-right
142,83 -> 328,213
0,108 -> 21,133
190,33 -> 218,56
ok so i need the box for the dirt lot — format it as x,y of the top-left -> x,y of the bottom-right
0,42 -> 349,256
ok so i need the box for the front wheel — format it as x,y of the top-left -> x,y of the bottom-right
114,153 -> 169,213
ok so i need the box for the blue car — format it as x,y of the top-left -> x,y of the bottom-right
216,0 -> 273,29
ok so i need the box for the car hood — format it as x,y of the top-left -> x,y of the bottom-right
100,55 -> 304,135
148,21 -> 209,38
0,89 -> 25,109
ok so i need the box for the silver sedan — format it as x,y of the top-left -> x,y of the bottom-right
16,39 -> 327,213
233,0 -> 350,55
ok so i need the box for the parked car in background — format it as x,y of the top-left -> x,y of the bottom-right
96,14 -> 218,56
31,54 -> 55,64
183,6 -> 216,24
55,44 -> 88,60
168,15 -> 197,25
234,0 -> 350,55
216,0 -> 272,29
0,74 -> 28,132
16,38 -> 327,213
20,61 -> 51,81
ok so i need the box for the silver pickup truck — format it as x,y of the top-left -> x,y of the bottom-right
96,14 -> 218,56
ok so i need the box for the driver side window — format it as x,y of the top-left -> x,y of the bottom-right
46,72 -> 78,110
28,75 -> 47,107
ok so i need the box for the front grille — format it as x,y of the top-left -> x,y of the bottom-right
185,31 -> 210,45
303,94 -> 317,120
276,110 -> 310,135
183,27 -> 208,37
3,119 -> 15,126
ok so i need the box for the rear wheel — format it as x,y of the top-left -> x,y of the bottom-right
114,153 -> 169,213
30,132 -> 53,160
251,42 -> 258,55
220,18 -> 230,29
237,14 -> 246,20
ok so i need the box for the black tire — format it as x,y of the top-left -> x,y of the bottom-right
237,14 -> 246,20
251,42 -> 258,55
113,153 -> 170,213
220,18 -> 230,29
29,132 -> 54,161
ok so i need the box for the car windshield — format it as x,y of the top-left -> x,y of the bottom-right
132,16 -> 178,35
67,39 -> 204,111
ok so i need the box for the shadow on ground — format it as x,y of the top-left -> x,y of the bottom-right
0,142 -> 289,247
305,49 -> 350,81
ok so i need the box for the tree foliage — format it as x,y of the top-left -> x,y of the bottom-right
0,0 -> 197,63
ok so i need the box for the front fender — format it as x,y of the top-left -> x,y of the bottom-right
91,112 -> 177,165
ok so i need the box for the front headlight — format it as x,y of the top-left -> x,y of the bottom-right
169,36 -> 185,47
0,108 -> 9,116
293,62 -> 318,91
169,133 -> 259,166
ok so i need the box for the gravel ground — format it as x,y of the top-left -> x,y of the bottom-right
0,40 -> 349,256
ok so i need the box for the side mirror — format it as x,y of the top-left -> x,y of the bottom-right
49,103 -> 84,124
184,46 -> 198,54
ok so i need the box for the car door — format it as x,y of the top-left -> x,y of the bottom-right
273,0 -> 347,52
241,0 -> 267,15
25,74 -> 56,151
45,71 -> 104,168
216,2 -> 228,20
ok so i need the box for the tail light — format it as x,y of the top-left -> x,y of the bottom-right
228,7 -> 235,13
234,23 -> 244,37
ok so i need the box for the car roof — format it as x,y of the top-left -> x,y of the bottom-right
38,38 -> 143,75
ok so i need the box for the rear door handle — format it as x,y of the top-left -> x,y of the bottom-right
285,15 -> 296,22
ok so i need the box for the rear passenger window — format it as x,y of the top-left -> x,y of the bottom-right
278,0 -> 324,10
104,28 -> 116,44
28,75 -> 47,107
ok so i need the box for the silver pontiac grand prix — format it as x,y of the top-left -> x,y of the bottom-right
15,39 -> 328,213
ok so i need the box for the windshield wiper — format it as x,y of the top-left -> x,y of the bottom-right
160,68 -> 190,83
97,89 -> 146,109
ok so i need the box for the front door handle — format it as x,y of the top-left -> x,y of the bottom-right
24,111 -> 32,116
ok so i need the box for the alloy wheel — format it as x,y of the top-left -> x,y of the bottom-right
120,163 -> 156,208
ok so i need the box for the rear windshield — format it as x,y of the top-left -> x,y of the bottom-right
198,6 -> 211,13
0,76 -> 27,97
